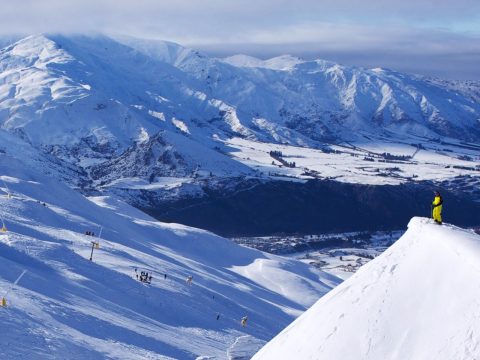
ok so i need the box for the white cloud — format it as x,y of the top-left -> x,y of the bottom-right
0,0 -> 479,79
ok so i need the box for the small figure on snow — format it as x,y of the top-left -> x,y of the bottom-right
186,275 -> 193,286
241,316 -> 248,327
432,191 -> 443,225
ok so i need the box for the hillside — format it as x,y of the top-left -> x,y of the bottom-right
0,34 -> 480,235
0,138 -> 340,359
0,34 -> 479,186
253,217 -> 480,360
0,34 -> 478,235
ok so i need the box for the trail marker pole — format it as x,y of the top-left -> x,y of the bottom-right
2,180 -> 11,199
89,241 -> 95,261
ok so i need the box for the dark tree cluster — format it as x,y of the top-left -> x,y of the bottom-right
381,152 -> 411,161
269,150 -> 296,168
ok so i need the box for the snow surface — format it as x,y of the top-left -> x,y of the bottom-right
253,217 -> 480,360
0,148 -> 340,359
225,137 -> 480,186
0,34 -> 479,195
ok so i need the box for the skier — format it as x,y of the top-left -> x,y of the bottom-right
432,190 -> 443,225
241,316 -> 248,327
186,275 -> 193,286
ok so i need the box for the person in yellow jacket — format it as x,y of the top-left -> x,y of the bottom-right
432,191 -> 443,225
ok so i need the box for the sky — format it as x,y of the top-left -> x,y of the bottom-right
1,0 -> 479,80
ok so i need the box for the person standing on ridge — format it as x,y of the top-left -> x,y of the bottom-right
432,191 -> 443,225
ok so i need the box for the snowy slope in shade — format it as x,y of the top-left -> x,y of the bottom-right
253,217 -> 480,360
0,151 -> 340,359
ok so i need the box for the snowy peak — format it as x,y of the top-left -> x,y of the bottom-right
263,54 -> 304,71
4,34 -> 69,65
111,35 -> 196,67
221,54 -> 265,68
0,34 -> 479,189
253,217 -> 480,360
222,54 -> 304,71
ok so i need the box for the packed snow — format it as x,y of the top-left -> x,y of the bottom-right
0,149 -> 340,359
253,217 -> 480,360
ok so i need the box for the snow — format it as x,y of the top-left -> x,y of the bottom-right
0,34 -> 478,196
227,335 -> 266,360
0,33 -> 478,358
225,137 -> 480,186
0,147 -> 340,359
172,118 -> 191,134
253,217 -> 480,360
222,55 -> 265,69
105,177 -> 193,191
222,54 -> 303,71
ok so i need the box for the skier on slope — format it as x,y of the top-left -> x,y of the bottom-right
241,316 -> 248,327
432,191 -> 443,225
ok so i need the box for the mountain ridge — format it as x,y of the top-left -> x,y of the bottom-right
253,217 -> 480,360
0,34 -> 479,229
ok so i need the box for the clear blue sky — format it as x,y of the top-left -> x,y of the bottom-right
1,0 -> 479,79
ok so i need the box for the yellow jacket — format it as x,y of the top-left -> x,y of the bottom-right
432,195 -> 442,207
432,195 -> 443,223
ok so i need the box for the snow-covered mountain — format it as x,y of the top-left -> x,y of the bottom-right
0,34 -> 479,189
0,33 -> 479,359
0,133 -> 340,359
253,217 -> 480,360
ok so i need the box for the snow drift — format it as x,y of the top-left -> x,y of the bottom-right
0,144 -> 339,359
253,217 -> 480,360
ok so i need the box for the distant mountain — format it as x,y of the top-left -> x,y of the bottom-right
1,35 -> 479,184
0,34 -> 479,235
253,217 -> 480,359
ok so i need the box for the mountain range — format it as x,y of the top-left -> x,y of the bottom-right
0,34 -> 479,235
1,34 -> 479,185
1,34 -> 480,359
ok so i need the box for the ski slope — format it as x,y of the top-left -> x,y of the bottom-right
253,217 -> 480,360
0,148 -> 340,359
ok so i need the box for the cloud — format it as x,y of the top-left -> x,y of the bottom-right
1,0 -> 479,38
0,0 -> 479,79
